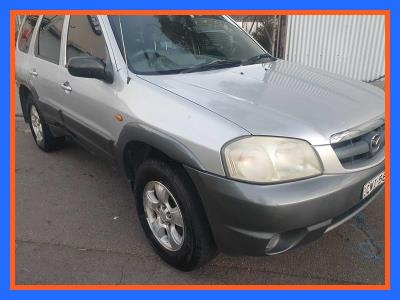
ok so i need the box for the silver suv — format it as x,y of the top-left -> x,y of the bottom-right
16,15 -> 385,271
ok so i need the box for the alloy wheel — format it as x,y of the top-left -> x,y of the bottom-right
30,105 -> 43,143
143,181 -> 184,251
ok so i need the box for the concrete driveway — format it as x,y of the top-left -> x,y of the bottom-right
15,118 -> 385,285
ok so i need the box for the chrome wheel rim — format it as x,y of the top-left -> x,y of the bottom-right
143,181 -> 184,251
30,105 -> 43,143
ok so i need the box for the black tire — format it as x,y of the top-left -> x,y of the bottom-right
27,99 -> 65,152
134,158 -> 217,271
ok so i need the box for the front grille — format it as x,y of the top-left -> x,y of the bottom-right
331,123 -> 384,169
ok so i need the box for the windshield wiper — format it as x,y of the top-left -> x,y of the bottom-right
242,53 -> 276,65
180,59 -> 242,74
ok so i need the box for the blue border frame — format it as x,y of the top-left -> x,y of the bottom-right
1,0 -> 398,299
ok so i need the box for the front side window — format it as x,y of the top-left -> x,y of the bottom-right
35,15 -> 65,64
109,16 -> 267,74
66,16 -> 108,62
18,15 -> 38,53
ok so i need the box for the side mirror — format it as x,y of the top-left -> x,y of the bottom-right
67,56 -> 114,83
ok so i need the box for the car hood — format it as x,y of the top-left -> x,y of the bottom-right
139,60 -> 384,145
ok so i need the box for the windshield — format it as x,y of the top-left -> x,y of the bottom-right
109,16 -> 268,75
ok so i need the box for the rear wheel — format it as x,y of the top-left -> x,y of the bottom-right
134,158 -> 217,271
27,101 -> 65,152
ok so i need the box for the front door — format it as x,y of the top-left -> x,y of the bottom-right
58,15 -> 120,159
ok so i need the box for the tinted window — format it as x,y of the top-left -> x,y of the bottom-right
35,15 -> 64,64
66,16 -> 107,62
18,15 -> 38,53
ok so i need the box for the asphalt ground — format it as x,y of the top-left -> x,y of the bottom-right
15,118 -> 385,285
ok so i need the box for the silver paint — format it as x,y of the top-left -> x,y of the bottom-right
15,15 -> 385,178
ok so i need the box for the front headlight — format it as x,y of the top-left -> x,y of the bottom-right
222,136 -> 322,183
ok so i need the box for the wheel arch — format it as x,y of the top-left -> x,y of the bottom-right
117,122 -> 205,181
18,81 -> 39,123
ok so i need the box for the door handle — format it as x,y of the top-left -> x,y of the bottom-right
29,70 -> 38,77
60,82 -> 72,92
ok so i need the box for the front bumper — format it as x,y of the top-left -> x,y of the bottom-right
185,162 -> 384,256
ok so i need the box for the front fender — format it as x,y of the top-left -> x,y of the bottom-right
116,122 -> 205,177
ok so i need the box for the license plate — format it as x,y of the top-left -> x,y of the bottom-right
362,171 -> 385,199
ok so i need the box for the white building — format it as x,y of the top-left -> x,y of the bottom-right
237,15 -> 385,82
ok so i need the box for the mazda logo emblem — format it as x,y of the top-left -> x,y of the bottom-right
370,133 -> 383,154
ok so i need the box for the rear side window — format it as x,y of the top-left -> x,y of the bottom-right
35,15 -> 65,64
18,15 -> 38,53
66,16 -> 107,62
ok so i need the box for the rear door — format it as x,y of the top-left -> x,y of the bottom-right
16,15 -> 39,84
29,15 -> 65,124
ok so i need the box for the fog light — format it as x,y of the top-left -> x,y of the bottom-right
266,234 -> 280,251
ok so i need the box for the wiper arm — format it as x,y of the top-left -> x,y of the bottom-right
242,53 -> 275,65
180,59 -> 241,74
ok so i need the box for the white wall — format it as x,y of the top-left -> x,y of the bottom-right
284,15 -> 385,82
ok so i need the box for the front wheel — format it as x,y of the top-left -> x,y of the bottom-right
134,159 -> 217,271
